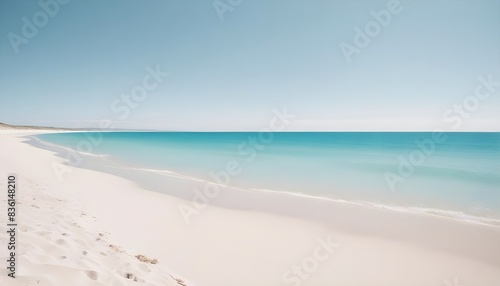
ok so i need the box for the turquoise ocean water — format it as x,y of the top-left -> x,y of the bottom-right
36,132 -> 500,225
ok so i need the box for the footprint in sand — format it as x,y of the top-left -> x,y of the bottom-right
37,231 -> 50,237
86,270 -> 98,281
56,239 -> 67,245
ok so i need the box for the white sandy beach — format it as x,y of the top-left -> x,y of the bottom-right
1,129 -> 500,286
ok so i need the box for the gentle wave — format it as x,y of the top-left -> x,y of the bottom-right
30,135 -> 111,159
117,165 -> 500,227
249,188 -> 500,227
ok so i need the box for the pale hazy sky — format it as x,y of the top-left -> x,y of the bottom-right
1,0 -> 499,131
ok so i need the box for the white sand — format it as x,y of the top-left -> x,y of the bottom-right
1,130 -> 499,286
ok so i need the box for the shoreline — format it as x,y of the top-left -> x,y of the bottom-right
2,130 -> 500,285
31,132 -> 500,227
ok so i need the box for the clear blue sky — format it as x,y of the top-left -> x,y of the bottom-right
1,0 -> 499,130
